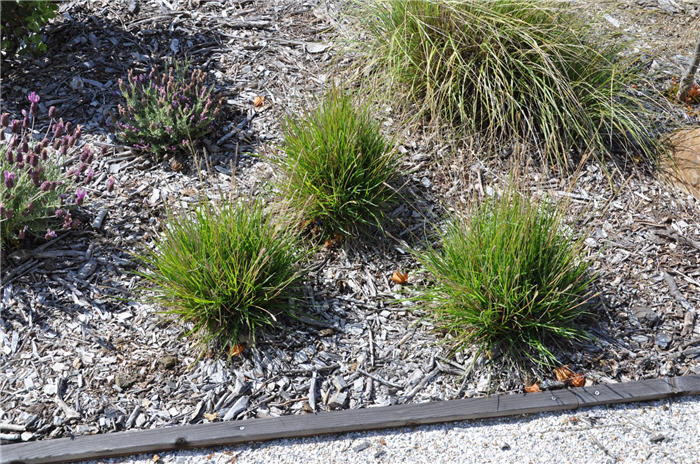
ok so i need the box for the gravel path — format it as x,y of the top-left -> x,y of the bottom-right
77,395 -> 700,464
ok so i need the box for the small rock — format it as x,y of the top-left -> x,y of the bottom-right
92,209 -> 108,229
657,0 -> 680,14
158,355 -> 178,370
630,334 -> 650,345
189,401 -> 204,423
78,260 -> 97,280
603,14 -> 620,27
319,328 -> 334,337
332,376 -> 347,391
328,391 -> 348,409
682,312 -> 696,336
222,396 -> 248,421
650,433 -> 667,443
353,441 -> 370,452
501,443 -> 511,451
683,346 -> 700,360
655,333 -> 672,350
20,431 -> 34,441
420,176 -> 432,188
305,42 -> 329,54
116,375 -> 137,390
135,413 -> 147,427
632,306 -> 659,326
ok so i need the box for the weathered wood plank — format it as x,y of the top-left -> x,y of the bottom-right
1,390 -> 579,464
672,375 -> 700,395
570,378 -> 675,406
2,375 -> 698,464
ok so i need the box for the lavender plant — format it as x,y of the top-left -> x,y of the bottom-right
0,93 -> 97,254
113,62 -> 223,160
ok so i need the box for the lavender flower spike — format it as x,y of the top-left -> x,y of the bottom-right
75,188 -> 86,206
28,92 -> 40,104
4,170 -> 16,189
45,229 -> 57,240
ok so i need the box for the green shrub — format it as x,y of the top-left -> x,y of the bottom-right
113,61 -> 222,161
360,0 -> 663,168
138,199 -> 307,353
1,0 -> 58,56
279,90 -> 401,237
1,93 -> 96,254
413,190 -> 593,366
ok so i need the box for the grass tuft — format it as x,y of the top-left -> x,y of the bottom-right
413,190 -> 594,367
359,0 -> 664,168
138,198 -> 307,354
279,90 -> 401,237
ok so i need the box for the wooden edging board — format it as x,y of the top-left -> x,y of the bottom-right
2,375 -> 699,464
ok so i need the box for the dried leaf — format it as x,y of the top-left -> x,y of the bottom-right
169,158 -> 182,172
553,365 -> 576,382
323,233 -> 345,249
524,383 -> 541,393
229,344 -> 245,357
253,96 -> 265,107
203,412 -> 218,421
390,270 -> 409,284
152,455 -> 161,463
569,374 -> 585,388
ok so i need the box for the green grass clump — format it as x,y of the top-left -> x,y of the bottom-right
414,191 -> 593,367
138,199 -> 307,353
361,0 -> 662,168
280,90 -> 401,237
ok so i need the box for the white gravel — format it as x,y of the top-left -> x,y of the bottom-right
76,395 -> 700,464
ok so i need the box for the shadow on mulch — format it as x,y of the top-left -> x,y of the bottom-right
0,0 -> 248,142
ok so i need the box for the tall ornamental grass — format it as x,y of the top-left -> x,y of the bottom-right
360,0 -> 663,168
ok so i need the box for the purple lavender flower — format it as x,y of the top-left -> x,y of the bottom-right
40,180 -> 51,191
10,120 -> 21,134
48,106 -> 56,119
5,149 -> 13,164
18,226 -> 28,240
62,211 -> 72,229
3,171 -> 16,189
45,229 -> 57,240
75,188 -> 86,206
107,176 -> 115,192
28,92 -> 40,104
80,147 -> 92,163
0,113 -> 8,127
